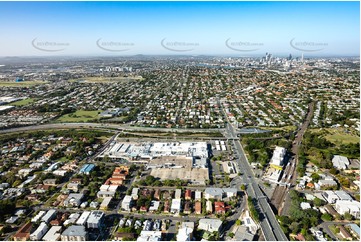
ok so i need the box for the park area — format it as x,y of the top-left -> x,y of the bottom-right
69,76 -> 143,83
10,98 -> 37,106
310,127 -> 359,144
56,110 -> 102,122
0,80 -> 47,87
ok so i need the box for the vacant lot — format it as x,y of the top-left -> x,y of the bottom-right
56,110 -> 102,122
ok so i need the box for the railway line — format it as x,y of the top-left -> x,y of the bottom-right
270,101 -> 315,213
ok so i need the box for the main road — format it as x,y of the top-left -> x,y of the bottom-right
220,99 -> 288,241
0,122 -> 225,134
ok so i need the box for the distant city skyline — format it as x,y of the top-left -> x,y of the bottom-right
0,1 -> 359,57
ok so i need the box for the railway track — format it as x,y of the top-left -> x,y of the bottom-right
270,101 -> 315,213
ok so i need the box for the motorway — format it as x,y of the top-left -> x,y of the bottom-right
0,122 -> 224,134
220,101 -> 288,241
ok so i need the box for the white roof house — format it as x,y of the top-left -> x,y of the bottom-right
335,200 -> 360,219
318,179 -> 337,188
322,191 -> 340,204
332,155 -> 350,170
42,226 -> 62,241
171,199 -> 182,214
149,201 -> 160,212
41,209 -> 57,223
195,191 -> 202,201
131,188 -> 139,200
31,211 -> 46,223
100,197 -> 112,210
177,227 -> 193,241
175,189 -> 182,199
63,193 -> 83,207
121,195 -> 133,211
204,188 -> 237,200
136,231 -> 162,241
76,211 -> 91,226
335,190 -> 353,201
30,222 -> 48,241
198,219 -> 222,233
300,202 -> 312,210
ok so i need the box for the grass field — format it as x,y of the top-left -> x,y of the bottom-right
325,133 -> 360,144
56,110 -> 102,122
0,81 -> 47,87
267,125 -> 297,132
10,98 -> 37,106
310,128 -> 359,144
69,76 -> 143,83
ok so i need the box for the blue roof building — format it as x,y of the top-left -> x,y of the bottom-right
347,224 -> 360,238
79,164 -> 95,175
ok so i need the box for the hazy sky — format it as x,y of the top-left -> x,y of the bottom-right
0,1 -> 359,56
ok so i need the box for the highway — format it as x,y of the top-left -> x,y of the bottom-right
0,122 -> 225,134
221,108 -> 288,240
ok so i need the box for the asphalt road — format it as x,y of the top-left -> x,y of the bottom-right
318,221 -> 351,240
0,122 -> 225,134
218,97 -> 287,241
225,123 -> 288,241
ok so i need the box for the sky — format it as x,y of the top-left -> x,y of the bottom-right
0,1 -> 359,57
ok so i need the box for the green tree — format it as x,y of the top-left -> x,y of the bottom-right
321,213 -> 333,221
313,197 -> 324,207
344,212 -> 353,221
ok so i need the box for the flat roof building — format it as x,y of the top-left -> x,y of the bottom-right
42,226 -> 62,241
198,219 -> 222,233
61,225 -> 88,241
87,211 -> 105,229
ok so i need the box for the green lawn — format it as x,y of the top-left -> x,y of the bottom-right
325,133 -> 360,144
10,98 -> 37,106
310,128 -> 359,144
56,110 -> 102,122
69,76 -> 143,83
0,81 -> 47,87
267,125 -> 297,131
